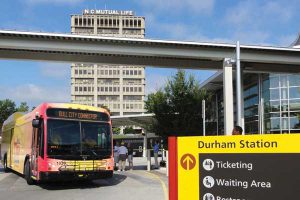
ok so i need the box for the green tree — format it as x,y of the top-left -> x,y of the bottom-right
0,99 -> 16,128
124,126 -> 135,134
145,70 -> 212,137
16,102 -> 29,112
112,127 -> 121,135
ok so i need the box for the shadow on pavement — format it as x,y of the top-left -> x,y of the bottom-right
39,174 -> 127,190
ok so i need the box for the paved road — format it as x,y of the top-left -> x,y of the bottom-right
0,159 -> 168,200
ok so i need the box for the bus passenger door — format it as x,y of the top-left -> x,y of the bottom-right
31,127 -> 39,178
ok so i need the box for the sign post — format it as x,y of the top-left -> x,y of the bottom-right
169,134 -> 300,200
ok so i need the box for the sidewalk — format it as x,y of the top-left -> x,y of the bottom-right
129,156 -> 167,174
130,156 -> 168,190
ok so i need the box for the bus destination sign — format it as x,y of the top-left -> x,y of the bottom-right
46,108 -> 109,121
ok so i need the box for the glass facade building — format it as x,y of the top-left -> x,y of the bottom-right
204,73 -> 300,135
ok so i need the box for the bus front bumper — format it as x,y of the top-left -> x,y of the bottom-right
40,170 -> 113,181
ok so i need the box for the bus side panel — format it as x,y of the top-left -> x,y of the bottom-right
11,121 -> 33,174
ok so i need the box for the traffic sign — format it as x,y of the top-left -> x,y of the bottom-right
180,154 -> 196,170
168,134 -> 300,200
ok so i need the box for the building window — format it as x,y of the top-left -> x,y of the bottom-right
289,74 -> 300,87
289,87 -> 300,99
75,87 -> 78,92
75,69 -> 78,74
270,88 -> 280,100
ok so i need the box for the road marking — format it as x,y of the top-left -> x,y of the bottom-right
145,172 -> 168,200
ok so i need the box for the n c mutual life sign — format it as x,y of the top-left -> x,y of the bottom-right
168,134 -> 300,200
83,9 -> 134,16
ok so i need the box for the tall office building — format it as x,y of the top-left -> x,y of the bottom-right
70,9 -> 146,116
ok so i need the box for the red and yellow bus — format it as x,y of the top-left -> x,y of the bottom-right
1,103 -> 114,184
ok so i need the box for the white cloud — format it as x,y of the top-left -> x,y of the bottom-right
146,14 -> 233,43
137,0 -> 215,15
222,0 -> 297,46
225,0 -> 295,28
39,62 -> 70,79
26,0 -> 84,5
0,84 -> 70,107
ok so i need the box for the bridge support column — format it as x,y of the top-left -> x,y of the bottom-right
223,58 -> 234,135
143,133 -> 147,157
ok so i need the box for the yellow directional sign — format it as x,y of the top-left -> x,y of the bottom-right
180,154 -> 196,170
177,134 -> 300,200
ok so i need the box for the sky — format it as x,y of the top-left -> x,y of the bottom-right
0,0 -> 300,108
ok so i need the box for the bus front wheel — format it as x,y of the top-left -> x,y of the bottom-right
24,160 -> 35,185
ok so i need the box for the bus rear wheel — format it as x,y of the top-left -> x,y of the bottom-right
24,160 -> 35,185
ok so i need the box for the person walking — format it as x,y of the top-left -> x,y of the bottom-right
118,141 -> 128,171
113,141 -> 120,170
153,140 -> 160,169
127,143 -> 134,170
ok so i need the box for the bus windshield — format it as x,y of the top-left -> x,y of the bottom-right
47,119 -> 111,159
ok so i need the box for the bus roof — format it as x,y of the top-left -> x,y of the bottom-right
32,103 -> 109,115
2,112 -> 26,130
2,103 -> 110,130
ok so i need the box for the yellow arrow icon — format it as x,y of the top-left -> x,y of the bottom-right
183,156 -> 193,169
181,154 -> 196,170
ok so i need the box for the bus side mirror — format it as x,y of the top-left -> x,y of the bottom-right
32,119 -> 41,128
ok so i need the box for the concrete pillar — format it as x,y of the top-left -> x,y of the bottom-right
223,58 -> 234,135
120,126 -> 124,135
147,149 -> 151,171
143,133 -> 147,157
240,67 -> 245,133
